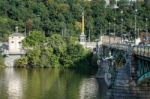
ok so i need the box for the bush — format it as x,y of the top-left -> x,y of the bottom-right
15,57 -> 28,67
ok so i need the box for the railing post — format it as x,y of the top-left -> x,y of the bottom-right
148,47 -> 150,56
142,46 -> 144,56
127,44 -> 133,77
140,46 -> 142,56
136,46 -> 138,54
146,46 -> 148,57
148,46 -> 149,57
144,46 -> 145,56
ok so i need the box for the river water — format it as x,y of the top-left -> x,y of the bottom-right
0,68 -> 104,99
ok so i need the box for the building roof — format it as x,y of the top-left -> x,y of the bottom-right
10,33 -> 24,37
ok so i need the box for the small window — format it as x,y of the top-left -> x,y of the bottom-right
11,41 -> 14,43
12,37 -> 14,38
19,42 -> 21,44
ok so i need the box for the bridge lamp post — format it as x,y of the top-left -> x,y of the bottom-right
114,18 -> 116,42
145,18 -> 148,41
121,10 -> 123,43
134,9 -> 137,44
100,26 -> 103,41
109,22 -> 111,45
121,18 -> 123,43
113,3 -> 118,43
137,28 -> 140,38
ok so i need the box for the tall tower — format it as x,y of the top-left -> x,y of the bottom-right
80,12 -> 86,44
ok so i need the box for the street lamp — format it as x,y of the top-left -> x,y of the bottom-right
113,0 -> 118,43
88,29 -> 90,42
114,18 -> 116,41
146,18 -> 148,39
121,10 -> 123,43
109,22 -> 111,44
121,18 -> 123,43
137,28 -> 140,38
134,9 -> 137,44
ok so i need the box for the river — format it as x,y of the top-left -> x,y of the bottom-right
0,68 -> 105,99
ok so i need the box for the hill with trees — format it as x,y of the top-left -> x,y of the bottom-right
0,0 -> 150,41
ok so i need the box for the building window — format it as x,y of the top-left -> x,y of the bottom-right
11,41 -> 14,43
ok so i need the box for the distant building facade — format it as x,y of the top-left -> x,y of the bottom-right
8,27 -> 25,54
3,27 -> 26,67
140,32 -> 150,44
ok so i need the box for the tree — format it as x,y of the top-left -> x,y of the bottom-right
91,0 -> 107,39
23,31 -> 45,47
26,48 -> 41,67
144,0 -> 150,8
47,34 -> 66,56
26,19 -> 33,34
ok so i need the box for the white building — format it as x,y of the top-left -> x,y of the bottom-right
8,27 -> 25,54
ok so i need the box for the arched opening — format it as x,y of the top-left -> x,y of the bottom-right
114,53 -> 126,68
138,77 -> 150,91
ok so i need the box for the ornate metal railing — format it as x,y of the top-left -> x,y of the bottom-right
103,43 -> 150,58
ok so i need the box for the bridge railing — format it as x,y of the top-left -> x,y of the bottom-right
133,46 -> 150,57
108,43 -> 129,52
102,43 -> 150,58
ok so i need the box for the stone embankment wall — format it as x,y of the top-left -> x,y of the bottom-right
4,55 -> 21,67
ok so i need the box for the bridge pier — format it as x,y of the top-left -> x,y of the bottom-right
96,44 -> 150,98
136,57 -> 150,87
4,55 -> 22,67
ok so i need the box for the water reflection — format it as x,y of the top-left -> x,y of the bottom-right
4,68 -> 23,99
79,78 -> 99,99
0,68 -> 101,99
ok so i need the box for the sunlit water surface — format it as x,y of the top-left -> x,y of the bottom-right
0,68 -> 104,99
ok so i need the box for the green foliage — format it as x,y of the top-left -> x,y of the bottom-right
60,44 -> 85,68
23,30 -> 45,47
47,34 -> 66,56
15,56 -> 28,67
40,47 -> 53,67
0,0 -> 150,41
16,31 -> 92,69
26,48 -> 41,67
